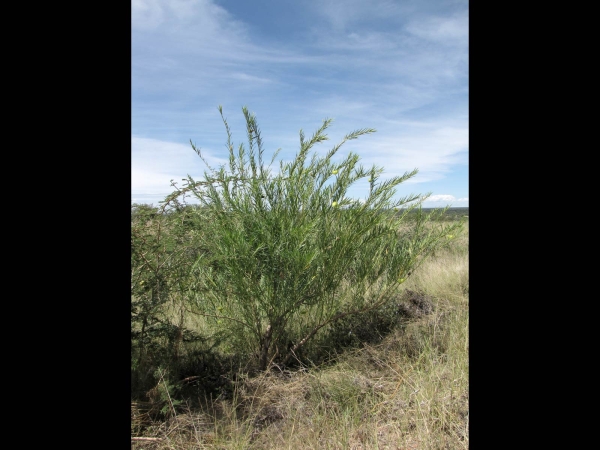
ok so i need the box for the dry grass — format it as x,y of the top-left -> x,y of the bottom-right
132,224 -> 468,449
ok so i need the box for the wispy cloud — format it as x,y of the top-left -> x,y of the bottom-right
132,136 -> 227,199
406,13 -> 469,45
426,194 -> 468,203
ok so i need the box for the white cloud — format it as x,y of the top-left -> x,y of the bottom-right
421,195 -> 468,207
131,0 -> 165,30
131,136 -> 228,197
405,13 -> 468,45
132,0 -> 231,32
426,194 -> 457,202
344,123 -> 468,184
229,73 -> 278,84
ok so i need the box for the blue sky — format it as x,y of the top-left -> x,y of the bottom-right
132,0 -> 468,208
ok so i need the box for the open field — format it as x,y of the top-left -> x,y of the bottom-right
132,216 -> 468,449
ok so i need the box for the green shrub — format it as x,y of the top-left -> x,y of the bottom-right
131,201 -> 204,395
166,106 -> 464,371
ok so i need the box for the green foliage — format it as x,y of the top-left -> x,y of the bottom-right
131,201 -> 205,394
401,206 -> 469,222
153,367 -> 183,417
170,106 -> 465,370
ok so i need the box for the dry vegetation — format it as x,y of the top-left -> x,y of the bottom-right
132,222 -> 468,449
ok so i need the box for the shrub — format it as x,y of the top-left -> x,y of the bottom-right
131,200 -> 204,394
162,106 -> 465,371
